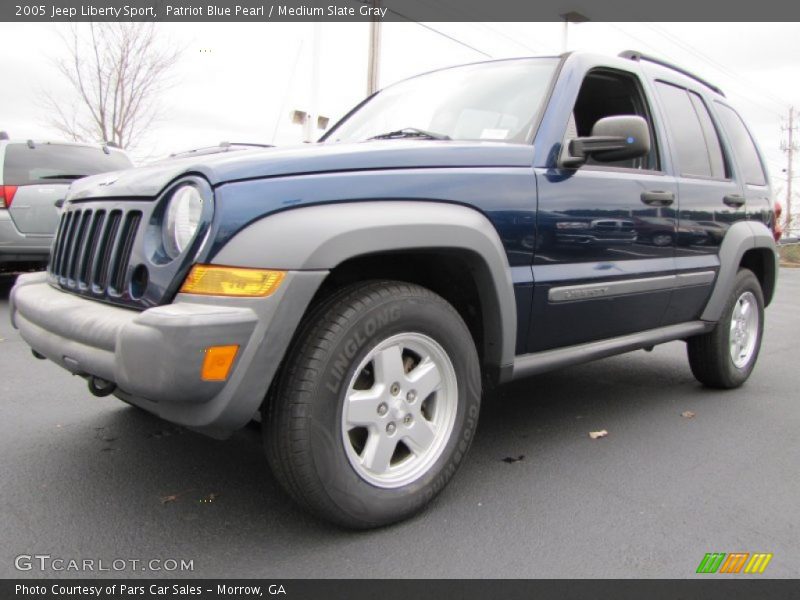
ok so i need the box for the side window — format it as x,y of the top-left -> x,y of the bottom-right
688,92 -> 728,179
715,104 -> 768,186
567,69 -> 659,170
655,81 -> 726,179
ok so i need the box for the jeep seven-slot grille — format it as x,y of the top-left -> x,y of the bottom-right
50,208 -> 142,295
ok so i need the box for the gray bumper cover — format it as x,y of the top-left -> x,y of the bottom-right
0,212 -> 52,264
10,271 -> 326,437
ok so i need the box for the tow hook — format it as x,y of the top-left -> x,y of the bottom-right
88,376 -> 117,397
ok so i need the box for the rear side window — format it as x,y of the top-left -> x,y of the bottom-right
2,144 -> 132,186
688,91 -> 728,179
715,104 -> 767,186
655,82 -> 726,179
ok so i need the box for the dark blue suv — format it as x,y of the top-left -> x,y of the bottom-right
10,51 -> 779,528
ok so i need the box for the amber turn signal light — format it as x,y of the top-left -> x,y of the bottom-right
180,265 -> 286,297
201,345 -> 239,381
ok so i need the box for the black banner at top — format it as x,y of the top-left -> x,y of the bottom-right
4,0 -> 800,22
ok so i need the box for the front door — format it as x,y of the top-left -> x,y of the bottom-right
529,67 -> 678,352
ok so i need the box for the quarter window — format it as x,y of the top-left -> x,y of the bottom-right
715,104 -> 768,186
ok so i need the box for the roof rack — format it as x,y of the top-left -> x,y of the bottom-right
619,50 -> 725,97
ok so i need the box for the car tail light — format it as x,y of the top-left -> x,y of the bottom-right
0,185 -> 18,208
773,201 -> 783,242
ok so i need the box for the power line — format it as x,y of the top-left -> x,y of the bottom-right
414,22 -> 493,58
383,6 -> 493,58
643,24 -> 790,113
608,23 -> 785,121
421,0 -> 548,55
471,22 -> 548,55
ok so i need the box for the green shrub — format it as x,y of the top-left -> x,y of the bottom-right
780,244 -> 800,265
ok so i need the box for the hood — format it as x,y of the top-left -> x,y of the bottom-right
66,140 -> 535,201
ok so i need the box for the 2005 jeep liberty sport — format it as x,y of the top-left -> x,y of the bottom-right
10,51 -> 779,528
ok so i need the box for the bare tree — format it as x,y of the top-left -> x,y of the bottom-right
45,23 -> 181,150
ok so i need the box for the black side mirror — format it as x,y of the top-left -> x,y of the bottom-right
562,115 -> 651,168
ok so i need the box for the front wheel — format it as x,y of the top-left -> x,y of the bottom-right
264,281 -> 481,528
687,268 -> 765,389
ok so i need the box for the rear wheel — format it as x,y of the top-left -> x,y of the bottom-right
264,281 -> 481,528
687,268 -> 765,389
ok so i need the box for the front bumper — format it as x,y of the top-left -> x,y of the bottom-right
10,270 -> 327,437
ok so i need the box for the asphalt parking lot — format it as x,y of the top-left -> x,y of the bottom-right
0,270 -> 798,579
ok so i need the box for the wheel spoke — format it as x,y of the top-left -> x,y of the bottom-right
728,291 -> 760,368
406,357 -> 441,401
346,389 -> 384,427
361,433 -> 397,474
372,344 -> 406,385
340,331 -> 460,488
403,419 -> 437,455
740,299 -> 750,317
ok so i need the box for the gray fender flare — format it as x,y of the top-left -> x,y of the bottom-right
700,220 -> 778,322
212,200 -> 518,373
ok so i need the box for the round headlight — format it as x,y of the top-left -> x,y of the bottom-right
163,184 -> 203,257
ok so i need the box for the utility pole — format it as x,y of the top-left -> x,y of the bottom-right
305,22 -> 322,143
366,0 -> 382,95
782,106 -> 798,236
559,11 -> 590,53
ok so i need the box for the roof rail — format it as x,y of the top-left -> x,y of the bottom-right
619,50 -> 725,97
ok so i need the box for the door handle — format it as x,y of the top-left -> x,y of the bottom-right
640,191 -> 675,207
723,194 -> 745,208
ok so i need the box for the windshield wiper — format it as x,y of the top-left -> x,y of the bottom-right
368,127 -> 451,141
38,174 -> 88,180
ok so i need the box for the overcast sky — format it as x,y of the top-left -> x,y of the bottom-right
1,21 -> 798,206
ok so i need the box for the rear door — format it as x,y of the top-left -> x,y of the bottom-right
650,82 -> 744,324
3,143 -> 131,234
712,103 -> 772,228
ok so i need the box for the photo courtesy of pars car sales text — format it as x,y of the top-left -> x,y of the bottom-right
15,584 -> 284,596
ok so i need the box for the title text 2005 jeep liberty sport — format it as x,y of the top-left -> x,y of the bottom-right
10,52 -> 779,528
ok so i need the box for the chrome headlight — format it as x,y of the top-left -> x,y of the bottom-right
163,184 -> 204,257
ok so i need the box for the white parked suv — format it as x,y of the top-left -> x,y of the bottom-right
0,134 -> 132,271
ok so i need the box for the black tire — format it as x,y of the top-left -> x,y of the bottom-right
263,280 -> 481,529
687,268 -> 765,389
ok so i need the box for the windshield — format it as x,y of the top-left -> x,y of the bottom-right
2,143 -> 132,186
324,58 -> 559,144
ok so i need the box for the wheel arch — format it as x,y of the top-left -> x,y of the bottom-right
211,201 -> 518,380
701,220 -> 778,322
739,247 -> 777,307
